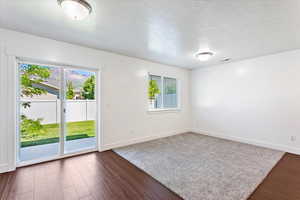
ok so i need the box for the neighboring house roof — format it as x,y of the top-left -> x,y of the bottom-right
32,82 -> 60,98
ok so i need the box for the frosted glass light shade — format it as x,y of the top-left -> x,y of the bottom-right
59,0 -> 92,20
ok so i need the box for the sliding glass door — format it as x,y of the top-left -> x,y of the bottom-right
18,62 -> 98,163
63,68 -> 97,154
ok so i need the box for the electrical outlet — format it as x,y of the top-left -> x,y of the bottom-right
291,136 -> 296,142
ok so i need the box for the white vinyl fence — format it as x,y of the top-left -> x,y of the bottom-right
155,94 -> 177,108
20,100 -> 97,124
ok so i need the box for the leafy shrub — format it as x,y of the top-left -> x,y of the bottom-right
148,80 -> 160,100
20,115 -> 44,139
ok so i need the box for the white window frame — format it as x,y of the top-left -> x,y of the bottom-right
148,73 -> 180,112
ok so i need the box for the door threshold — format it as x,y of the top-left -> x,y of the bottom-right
17,148 -> 98,167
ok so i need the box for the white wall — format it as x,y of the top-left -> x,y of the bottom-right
4,27 -> 300,174
0,28 -> 191,172
0,43 -> 16,172
191,50 -> 300,154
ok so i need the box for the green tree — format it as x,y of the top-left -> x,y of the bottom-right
148,80 -> 160,100
165,85 -> 176,94
20,64 -> 51,139
21,65 -> 51,97
81,75 -> 95,99
66,80 -> 75,99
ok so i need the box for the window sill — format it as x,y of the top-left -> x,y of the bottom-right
147,108 -> 181,113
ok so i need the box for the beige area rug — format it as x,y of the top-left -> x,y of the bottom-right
114,133 -> 284,200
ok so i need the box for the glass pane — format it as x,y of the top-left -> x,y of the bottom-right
149,75 -> 162,109
64,69 -> 97,153
163,77 -> 177,108
19,63 -> 60,162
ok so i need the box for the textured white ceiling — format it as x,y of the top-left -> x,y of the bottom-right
1,0 -> 300,69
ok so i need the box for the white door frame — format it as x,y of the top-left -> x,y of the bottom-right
15,58 -> 102,167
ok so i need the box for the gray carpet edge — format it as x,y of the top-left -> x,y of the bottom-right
114,133 -> 284,200
244,152 -> 284,199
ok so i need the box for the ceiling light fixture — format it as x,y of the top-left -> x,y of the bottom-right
195,51 -> 214,61
58,0 -> 92,20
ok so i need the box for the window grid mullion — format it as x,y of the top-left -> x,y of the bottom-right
161,76 -> 164,109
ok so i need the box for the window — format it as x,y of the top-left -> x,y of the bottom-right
148,74 -> 178,110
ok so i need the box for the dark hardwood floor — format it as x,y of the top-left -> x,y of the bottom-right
0,151 -> 181,200
249,153 -> 300,200
0,151 -> 299,200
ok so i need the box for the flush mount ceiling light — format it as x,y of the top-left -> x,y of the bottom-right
195,51 -> 214,61
58,0 -> 92,20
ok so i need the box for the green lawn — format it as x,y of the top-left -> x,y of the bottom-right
21,120 -> 95,147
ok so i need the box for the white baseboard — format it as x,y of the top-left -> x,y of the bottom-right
100,130 -> 188,151
0,163 -> 15,174
192,128 -> 300,155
